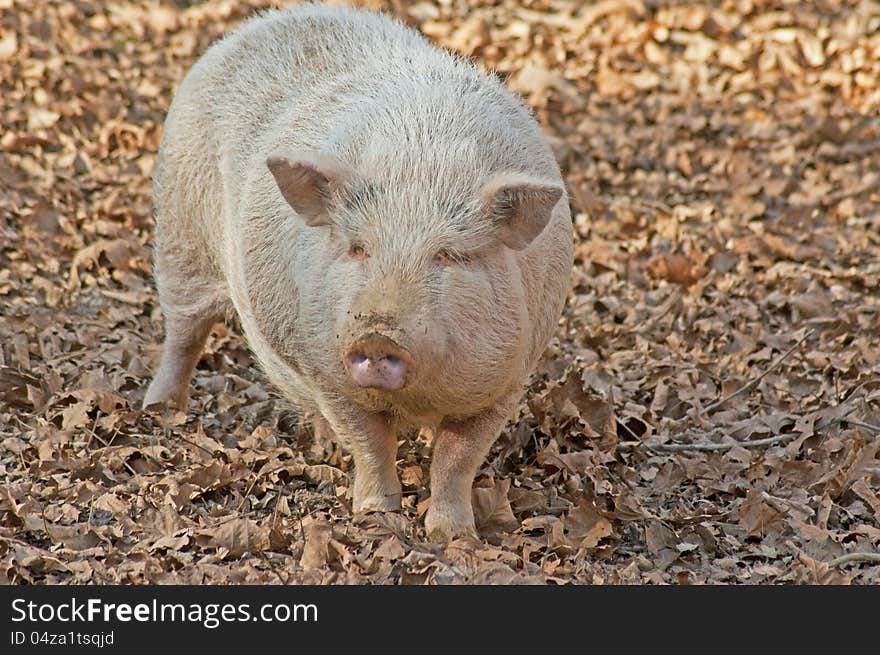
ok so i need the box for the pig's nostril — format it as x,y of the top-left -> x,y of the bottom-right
375,355 -> 404,375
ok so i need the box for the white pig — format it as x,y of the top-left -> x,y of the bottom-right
143,3 -> 573,540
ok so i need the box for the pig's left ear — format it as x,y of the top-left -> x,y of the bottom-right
266,152 -> 351,227
481,174 -> 564,250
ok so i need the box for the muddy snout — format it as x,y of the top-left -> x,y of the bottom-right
344,333 -> 415,391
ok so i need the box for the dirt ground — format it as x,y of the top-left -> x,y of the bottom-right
1,0 -> 879,584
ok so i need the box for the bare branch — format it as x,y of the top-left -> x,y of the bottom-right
704,329 -> 815,414
845,420 -> 880,434
618,409 -> 857,454
636,432 -> 801,452
827,553 -> 880,568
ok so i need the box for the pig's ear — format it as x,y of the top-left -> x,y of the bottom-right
266,153 -> 349,227
481,174 -> 564,250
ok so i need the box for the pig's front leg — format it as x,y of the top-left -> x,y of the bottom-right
425,402 -> 514,541
322,406 -> 402,513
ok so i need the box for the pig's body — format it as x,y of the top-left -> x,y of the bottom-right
145,4 -> 573,540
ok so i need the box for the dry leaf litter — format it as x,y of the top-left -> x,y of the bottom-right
1,0 -> 879,584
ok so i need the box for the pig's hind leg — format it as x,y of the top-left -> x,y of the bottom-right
143,264 -> 229,410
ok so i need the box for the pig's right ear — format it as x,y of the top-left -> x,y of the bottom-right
266,154 -> 349,227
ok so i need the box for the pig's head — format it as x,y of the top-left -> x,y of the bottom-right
266,151 -> 563,415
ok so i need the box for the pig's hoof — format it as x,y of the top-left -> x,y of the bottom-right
142,378 -> 187,411
353,494 -> 401,513
424,509 -> 478,542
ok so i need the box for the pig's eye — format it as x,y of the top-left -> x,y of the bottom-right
348,244 -> 369,261
434,249 -> 469,267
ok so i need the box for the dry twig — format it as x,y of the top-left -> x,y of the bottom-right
619,406 -> 859,453
827,553 -> 880,568
704,330 -> 815,414
845,420 -> 880,435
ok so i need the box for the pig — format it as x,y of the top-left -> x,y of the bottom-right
143,3 -> 573,541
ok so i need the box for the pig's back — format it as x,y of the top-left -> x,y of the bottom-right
178,5 -> 445,162
166,4 -> 558,177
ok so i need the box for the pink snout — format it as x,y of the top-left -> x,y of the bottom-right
344,334 -> 414,391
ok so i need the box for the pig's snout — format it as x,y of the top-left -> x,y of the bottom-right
344,334 -> 414,391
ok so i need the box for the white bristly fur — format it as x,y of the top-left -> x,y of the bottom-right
144,3 -> 574,541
